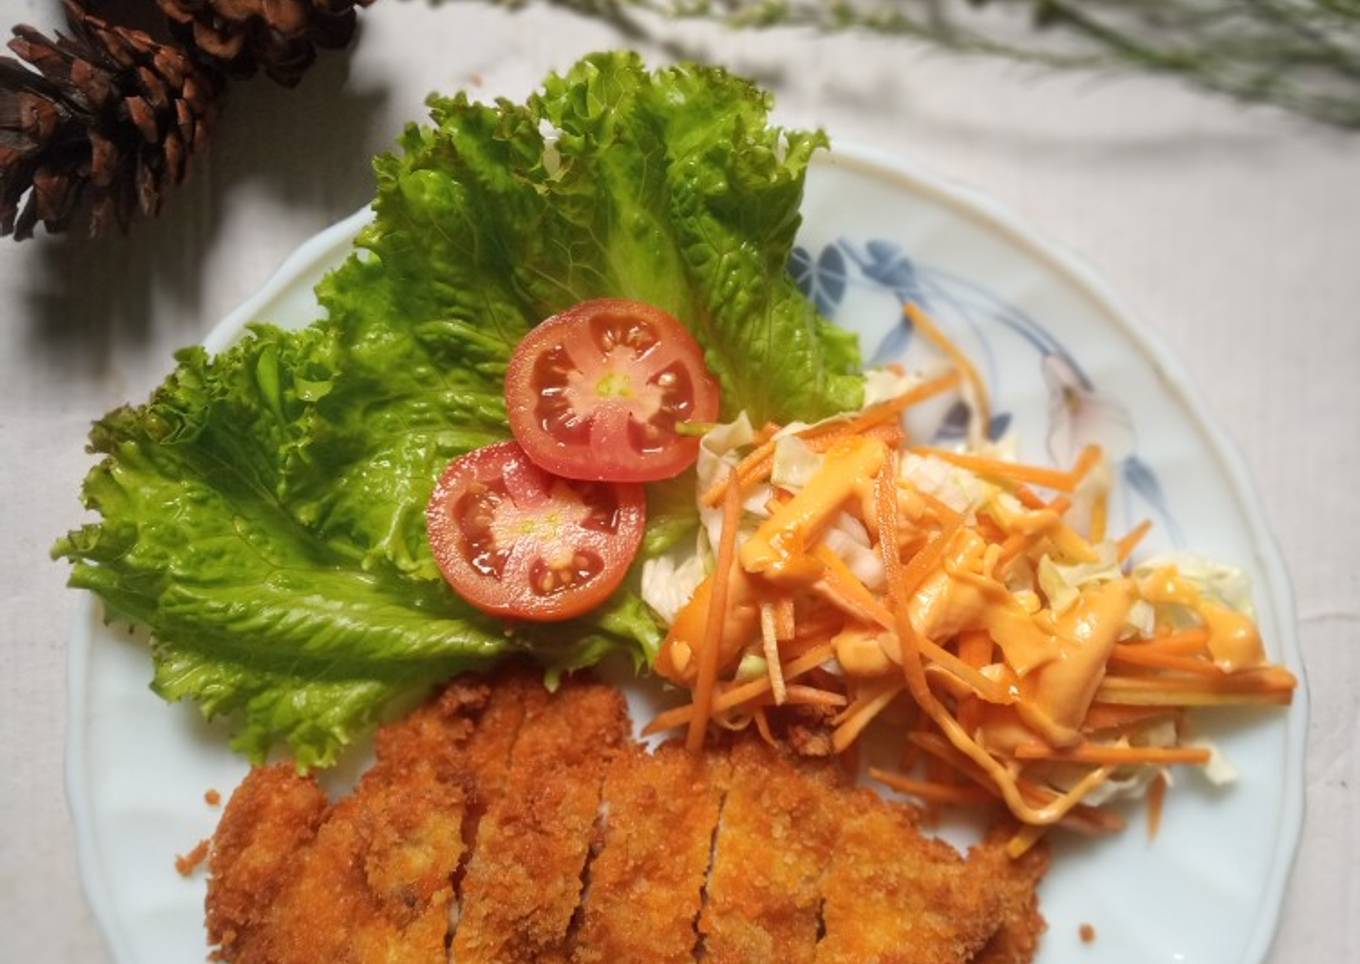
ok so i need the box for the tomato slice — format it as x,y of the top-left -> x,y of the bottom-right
505,299 -> 720,482
426,441 -> 645,622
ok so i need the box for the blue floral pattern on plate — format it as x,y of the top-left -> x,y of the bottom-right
791,238 -> 1182,545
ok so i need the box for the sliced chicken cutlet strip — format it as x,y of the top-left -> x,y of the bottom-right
257,767 -> 467,964
206,765 -> 329,961
815,790 -> 1004,964
571,742 -> 731,964
375,672 -> 539,843
453,679 -> 630,964
967,829 -> 1050,964
207,673 -> 538,964
700,739 -> 844,964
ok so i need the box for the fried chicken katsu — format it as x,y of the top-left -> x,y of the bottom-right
207,673 -> 536,963
453,680 -> 629,963
205,672 -> 1050,964
571,743 -> 730,964
969,829 -> 1051,964
816,790 -> 1005,964
206,765 -> 329,960
699,739 -> 844,963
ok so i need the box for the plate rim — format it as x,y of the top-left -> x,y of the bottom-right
64,142 -> 1308,964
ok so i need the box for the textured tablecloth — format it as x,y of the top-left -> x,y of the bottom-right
2,1 -> 1355,959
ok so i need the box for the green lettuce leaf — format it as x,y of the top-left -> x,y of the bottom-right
54,52 -> 862,767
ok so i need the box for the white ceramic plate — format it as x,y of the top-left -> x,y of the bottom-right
66,145 -> 1307,964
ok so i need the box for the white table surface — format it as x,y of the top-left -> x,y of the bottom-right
1,1 -> 1356,960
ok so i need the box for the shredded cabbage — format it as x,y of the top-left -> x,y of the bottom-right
1136,553 -> 1255,616
899,452 -> 992,515
1037,542 -> 1122,615
770,434 -> 825,489
862,366 -> 923,406
640,540 -> 710,625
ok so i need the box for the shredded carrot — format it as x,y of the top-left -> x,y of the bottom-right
955,631 -> 993,735
644,642 -> 836,735
900,516 -> 966,599
869,768 -> 994,806
1146,771 -> 1168,841
700,456 -> 764,508
1116,519 -> 1153,562
913,487 -> 965,526
877,459 -> 935,705
915,446 -> 1098,494
792,607 -> 844,642
1095,687 -> 1292,707
882,459 -> 1099,826
1096,689 -> 1293,708
995,494 -> 1072,568
1013,743 -> 1211,765
812,368 -> 961,441
923,751 -> 957,788
1100,666 -> 1296,693
812,544 -> 894,626
774,596 -> 796,640
661,309 -> 1292,848
975,514 -> 1008,543
754,421 -> 781,445
783,684 -> 848,708
904,302 -> 990,436
1082,705 -> 1175,733
1009,484 -> 1050,510
807,420 -> 905,455
905,731 -> 1124,836
700,375 -> 953,508
832,682 -> 903,752
758,602 -> 787,705
753,707 -> 777,747
812,544 -> 1008,702
1090,491 -> 1109,543
1110,646 -> 1223,677
687,479 -> 742,752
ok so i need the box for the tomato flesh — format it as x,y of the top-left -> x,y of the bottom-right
506,299 -> 720,482
426,441 -> 645,621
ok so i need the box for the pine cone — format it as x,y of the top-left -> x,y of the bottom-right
156,0 -> 375,87
0,1 -> 221,239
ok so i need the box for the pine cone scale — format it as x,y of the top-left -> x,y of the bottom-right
137,67 -> 170,112
3,0 -> 371,239
0,3 -> 221,238
69,58 -> 116,111
135,154 -> 157,216
88,131 -> 117,187
18,91 -> 61,142
8,32 -> 70,83
161,0 -> 367,84
264,0 -> 313,36
32,165 -> 77,224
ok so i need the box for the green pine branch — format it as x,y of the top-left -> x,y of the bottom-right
487,0 -> 1360,128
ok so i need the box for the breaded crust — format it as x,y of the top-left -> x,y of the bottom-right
206,675 -> 1049,964
816,789 -> 1004,964
206,765 -> 328,961
571,742 -> 731,964
254,766 -> 466,964
700,739 -> 843,964
207,673 -> 535,963
453,680 -> 630,963
967,828 -> 1050,964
